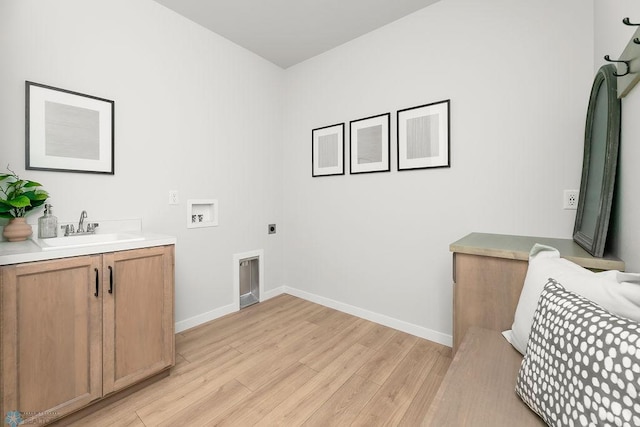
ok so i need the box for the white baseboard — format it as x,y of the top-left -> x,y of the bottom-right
174,286 -> 287,333
283,286 -> 453,347
174,303 -> 236,333
262,285 -> 286,301
174,285 -> 452,348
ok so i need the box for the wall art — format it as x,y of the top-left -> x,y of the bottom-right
312,123 -> 344,177
349,113 -> 390,174
397,100 -> 450,171
26,81 -> 115,174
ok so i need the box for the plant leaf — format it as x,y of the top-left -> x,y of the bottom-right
7,195 -> 31,208
0,212 -> 14,219
23,180 -> 43,188
23,190 -> 48,201
29,199 -> 46,209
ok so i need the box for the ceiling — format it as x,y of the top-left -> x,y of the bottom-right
152,0 -> 441,69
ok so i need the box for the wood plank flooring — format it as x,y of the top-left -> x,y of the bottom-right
66,294 -> 451,426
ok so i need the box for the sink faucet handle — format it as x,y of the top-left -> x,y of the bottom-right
78,210 -> 88,233
60,224 -> 75,236
86,223 -> 99,233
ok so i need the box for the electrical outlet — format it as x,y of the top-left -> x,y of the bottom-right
168,190 -> 179,205
563,190 -> 579,210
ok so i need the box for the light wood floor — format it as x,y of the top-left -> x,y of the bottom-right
67,294 -> 451,426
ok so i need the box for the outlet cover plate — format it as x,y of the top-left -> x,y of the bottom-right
563,190 -> 579,210
168,190 -> 179,205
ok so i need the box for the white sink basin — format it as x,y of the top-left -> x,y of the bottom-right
34,233 -> 145,251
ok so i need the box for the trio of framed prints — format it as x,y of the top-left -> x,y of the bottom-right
312,99 -> 450,177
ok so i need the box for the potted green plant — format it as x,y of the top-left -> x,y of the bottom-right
0,167 -> 48,241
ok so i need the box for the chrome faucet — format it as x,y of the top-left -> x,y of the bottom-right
78,210 -> 88,233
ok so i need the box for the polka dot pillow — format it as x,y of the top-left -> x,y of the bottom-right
515,279 -> 640,427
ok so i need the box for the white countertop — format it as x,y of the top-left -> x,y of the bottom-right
0,219 -> 176,266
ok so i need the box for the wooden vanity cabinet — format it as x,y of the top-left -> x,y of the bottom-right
0,245 -> 174,425
1,255 -> 103,423
102,246 -> 175,394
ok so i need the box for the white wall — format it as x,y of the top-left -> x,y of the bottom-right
0,0 -> 285,328
594,1 -> 640,272
3,0 -> 623,345
282,0 -> 594,343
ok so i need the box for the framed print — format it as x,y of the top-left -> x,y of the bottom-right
312,123 -> 344,177
349,112 -> 390,174
397,99 -> 450,171
26,81 -> 115,174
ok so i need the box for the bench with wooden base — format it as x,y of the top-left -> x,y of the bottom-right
423,327 -> 544,426
424,233 -> 625,426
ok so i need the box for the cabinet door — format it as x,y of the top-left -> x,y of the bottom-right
102,246 -> 174,394
1,256 -> 103,424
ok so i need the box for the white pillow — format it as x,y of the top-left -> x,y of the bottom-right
506,243 -> 640,355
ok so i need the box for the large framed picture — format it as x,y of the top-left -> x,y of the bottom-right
397,100 -> 450,171
349,112 -> 390,174
312,123 -> 344,177
26,81 -> 115,174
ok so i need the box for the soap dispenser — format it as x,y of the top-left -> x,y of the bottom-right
38,204 -> 58,239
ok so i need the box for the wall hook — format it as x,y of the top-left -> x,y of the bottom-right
604,55 -> 631,77
622,17 -> 640,26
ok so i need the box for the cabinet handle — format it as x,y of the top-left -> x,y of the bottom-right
108,266 -> 113,294
94,268 -> 99,297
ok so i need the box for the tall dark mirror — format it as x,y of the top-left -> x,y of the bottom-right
573,64 -> 621,257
